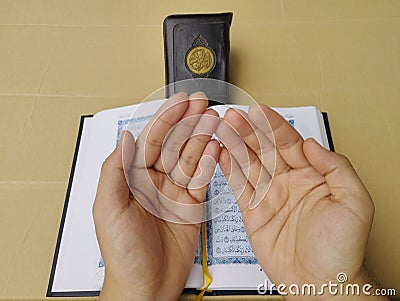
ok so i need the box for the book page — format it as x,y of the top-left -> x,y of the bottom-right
51,117 -> 104,293
274,106 -> 329,149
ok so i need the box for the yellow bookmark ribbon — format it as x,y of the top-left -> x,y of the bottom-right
194,222 -> 212,301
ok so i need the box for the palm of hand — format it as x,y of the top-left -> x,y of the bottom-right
245,165 -> 370,288
101,190 -> 199,300
94,146 -> 201,300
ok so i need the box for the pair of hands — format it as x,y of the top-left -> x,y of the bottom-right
93,92 -> 380,301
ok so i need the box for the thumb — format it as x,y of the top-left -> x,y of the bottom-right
93,131 -> 136,217
303,138 -> 374,224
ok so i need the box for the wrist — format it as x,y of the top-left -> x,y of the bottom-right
99,277 -> 148,301
99,273 -> 179,301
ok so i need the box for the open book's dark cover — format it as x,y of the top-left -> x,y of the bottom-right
47,113 -> 334,297
322,112 -> 335,152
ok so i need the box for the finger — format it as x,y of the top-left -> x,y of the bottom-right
219,138 -> 272,211
121,131 -> 136,174
93,131 -> 135,220
215,118 -> 252,180
303,138 -> 374,225
248,104 -> 309,171
182,91 -> 209,118
220,109 -> 279,209
220,144 -> 289,236
169,110 -> 220,186
153,92 -> 209,172
218,146 -> 255,214
188,139 -> 221,202
216,114 -> 273,202
223,108 -> 277,175
159,114 -> 202,174
135,92 -> 189,168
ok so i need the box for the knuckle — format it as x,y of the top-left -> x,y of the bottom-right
192,134 -> 210,144
180,153 -> 198,167
337,153 -> 352,167
92,201 -> 99,221
146,136 -> 162,148
163,139 -> 183,152
100,156 -> 112,172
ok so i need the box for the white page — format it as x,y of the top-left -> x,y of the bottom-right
274,106 -> 329,148
51,101 -> 329,293
52,117 -> 105,292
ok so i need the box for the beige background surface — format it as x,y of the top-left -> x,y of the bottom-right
0,1 -> 399,300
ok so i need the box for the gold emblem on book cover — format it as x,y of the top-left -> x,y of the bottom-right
185,36 -> 215,76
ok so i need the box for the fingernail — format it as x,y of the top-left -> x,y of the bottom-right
189,91 -> 207,101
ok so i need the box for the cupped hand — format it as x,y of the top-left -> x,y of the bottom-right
217,105 -> 379,300
93,92 -> 220,301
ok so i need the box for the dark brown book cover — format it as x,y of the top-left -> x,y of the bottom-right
163,12 -> 233,102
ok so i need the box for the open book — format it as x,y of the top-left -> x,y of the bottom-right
47,99 -> 333,297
